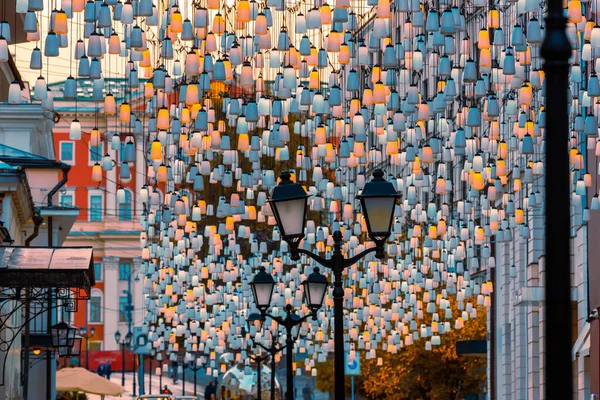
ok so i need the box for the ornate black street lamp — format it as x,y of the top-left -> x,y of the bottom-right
115,330 -> 132,387
51,321 -> 77,349
268,169 -> 398,400
241,326 -> 271,400
250,267 -> 328,400
246,313 -> 286,400
541,0 -> 572,398
186,358 -> 203,396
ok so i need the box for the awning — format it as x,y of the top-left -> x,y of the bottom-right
0,246 -> 95,296
572,322 -> 591,360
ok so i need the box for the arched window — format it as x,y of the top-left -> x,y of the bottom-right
118,189 -> 132,221
88,288 -> 103,323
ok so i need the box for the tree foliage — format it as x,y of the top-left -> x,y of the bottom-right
315,302 -> 487,399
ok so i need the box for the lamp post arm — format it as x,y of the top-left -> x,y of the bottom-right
294,248 -> 333,269
255,342 -> 272,353
249,353 -> 271,364
255,340 -> 286,355
290,313 -> 312,329
343,246 -> 380,268
262,312 -> 285,326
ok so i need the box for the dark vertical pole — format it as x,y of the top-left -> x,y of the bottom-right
139,354 -> 145,395
121,344 -> 126,387
194,367 -> 197,396
541,1 -> 573,399
332,231 -> 345,400
127,275 -> 136,396
46,216 -> 53,400
286,334 -> 293,400
182,364 -> 185,395
489,242 -> 496,400
149,358 -> 153,394
257,357 -> 262,400
22,288 -> 30,399
271,354 -> 276,400
133,353 -> 137,396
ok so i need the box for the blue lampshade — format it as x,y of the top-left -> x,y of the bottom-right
120,161 -> 132,180
246,101 -> 259,122
84,1 -> 95,22
44,32 -> 59,57
346,69 -> 359,91
24,11 -> 38,33
98,3 -> 111,27
161,37 -> 173,59
87,32 -> 103,57
138,0 -> 153,16
63,76 -> 77,99
440,8 -> 454,34
130,25 -> 143,48
89,57 -> 101,79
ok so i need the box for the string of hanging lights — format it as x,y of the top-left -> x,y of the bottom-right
2,0 -> 593,397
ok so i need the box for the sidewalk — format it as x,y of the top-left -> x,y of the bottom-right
83,370 -> 329,399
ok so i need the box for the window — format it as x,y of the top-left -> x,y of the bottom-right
89,194 -> 102,221
88,342 -> 102,351
89,295 -> 102,323
118,189 -> 132,221
60,194 -> 73,207
94,262 -> 102,282
119,296 -> 129,322
89,143 -> 103,164
119,262 -> 131,280
60,142 -> 74,164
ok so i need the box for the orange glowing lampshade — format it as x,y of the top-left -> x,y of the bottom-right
54,10 -> 68,34
157,108 -> 170,130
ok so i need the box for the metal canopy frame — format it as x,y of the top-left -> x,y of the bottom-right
0,247 -> 95,293
0,246 -> 94,386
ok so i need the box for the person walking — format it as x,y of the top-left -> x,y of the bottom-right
302,384 -> 313,400
97,363 -> 105,377
204,380 -> 215,400
105,362 -> 112,380
172,360 -> 179,384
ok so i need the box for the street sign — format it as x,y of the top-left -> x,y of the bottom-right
133,326 -> 151,355
344,352 -> 360,376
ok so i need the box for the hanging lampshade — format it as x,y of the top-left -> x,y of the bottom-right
44,32 -> 59,57
69,119 -> 82,140
91,163 -> 103,182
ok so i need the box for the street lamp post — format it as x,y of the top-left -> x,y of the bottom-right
123,271 -> 140,396
268,169 -> 398,400
242,323 -> 272,400
114,330 -> 132,387
541,0 -> 573,398
78,326 -> 96,370
246,314 -> 286,400
250,267 -> 328,400
186,359 -> 202,396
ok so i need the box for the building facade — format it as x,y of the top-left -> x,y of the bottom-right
50,83 -> 146,363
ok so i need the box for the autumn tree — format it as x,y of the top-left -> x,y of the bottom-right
314,301 -> 487,399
